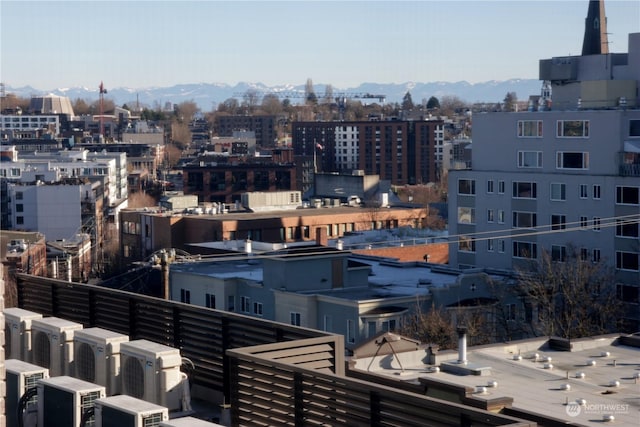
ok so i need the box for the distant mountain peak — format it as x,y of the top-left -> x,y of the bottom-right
5,80 -> 541,110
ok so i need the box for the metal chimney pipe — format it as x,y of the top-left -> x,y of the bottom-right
457,326 -> 468,365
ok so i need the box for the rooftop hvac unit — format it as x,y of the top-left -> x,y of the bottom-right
4,307 -> 43,362
73,327 -> 129,396
6,359 -> 49,427
31,317 -> 83,377
36,376 -> 105,427
95,394 -> 168,427
120,339 -> 191,412
159,417 -> 224,427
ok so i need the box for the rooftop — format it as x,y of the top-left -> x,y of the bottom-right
358,335 -> 640,425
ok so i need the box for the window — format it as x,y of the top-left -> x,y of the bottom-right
381,319 -> 397,332
457,207 -> 475,224
15,191 -> 23,200
580,248 -> 589,261
616,251 -> 639,271
616,186 -> 640,205
513,211 -> 537,228
512,182 -> 537,199
518,151 -> 543,168
557,120 -> 589,137
628,119 -> 640,137
592,249 -> 601,263
551,214 -> 566,230
513,241 -> 537,259
498,180 -> 505,194
323,315 -> 332,331
580,184 -> 588,199
180,289 -> 191,304
16,204 -> 23,212
240,296 -> 250,313
487,239 -> 494,252
552,245 -> 567,262
498,210 -> 505,224
227,295 -> 235,312
550,183 -> 566,201
487,180 -> 494,193
616,218 -> 639,238
505,304 -> 516,321
593,184 -> 601,199
290,312 -> 301,326
253,302 -> 263,316
458,236 -> 476,252
556,152 -> 589,169
347,319 -> 355,344
458,179 -> 475,195
580,216 -> 588,229
498,239 -> 505,253
517,120 -> 543,137
205,293 -> 215,309
487,209 -> 494,223
16,216 -> 24,225
593,217 -> 601,231
617,284 -> 639,303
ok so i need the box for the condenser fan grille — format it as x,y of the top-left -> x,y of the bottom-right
76,342 -> 96,382
123,356 -> 145,398
33,331 -> 51,369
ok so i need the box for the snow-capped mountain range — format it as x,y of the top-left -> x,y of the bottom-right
5,80 -> 542,111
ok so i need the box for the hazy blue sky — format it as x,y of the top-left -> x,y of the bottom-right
2,1 -> 639,90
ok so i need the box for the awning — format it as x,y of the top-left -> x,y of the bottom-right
624,140 -> 640,153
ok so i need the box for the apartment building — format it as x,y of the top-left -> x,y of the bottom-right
292,119 -> 443,187
214,114 -> 278,148
448,12 -> 640,329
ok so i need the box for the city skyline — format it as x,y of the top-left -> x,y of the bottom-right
2,0 -> 639,91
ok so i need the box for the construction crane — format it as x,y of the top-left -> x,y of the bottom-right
233,91 -> 386,120
233,90 -> 385,104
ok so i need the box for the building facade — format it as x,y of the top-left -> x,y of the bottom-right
448,30 -> 640,329
292,119 -> 443,187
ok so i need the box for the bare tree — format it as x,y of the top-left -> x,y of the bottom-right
242,89 -> 260,113
439,95 -> 468,117
516,246 -> 622,339
72,98 -> 91,115
401,302 -> 494,349
175,100 -> 199,123
217,98 -> 240,114
260,93 -> 283,115
171,122 -> 191,150
304,78 -> 317,105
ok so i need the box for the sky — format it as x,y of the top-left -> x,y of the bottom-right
1,1 -> 639,91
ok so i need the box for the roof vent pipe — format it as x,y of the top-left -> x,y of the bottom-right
457,326 -> 468,365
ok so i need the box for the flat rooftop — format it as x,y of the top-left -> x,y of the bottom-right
362,336 -> 640,425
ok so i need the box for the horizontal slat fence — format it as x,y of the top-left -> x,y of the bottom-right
16,273 -> 329,398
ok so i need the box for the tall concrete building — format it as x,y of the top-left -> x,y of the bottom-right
448,3 -> 640,329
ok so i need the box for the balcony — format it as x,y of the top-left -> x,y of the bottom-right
620,149 -> 640,177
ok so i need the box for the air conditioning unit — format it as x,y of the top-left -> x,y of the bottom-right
120,339 -> 191,412
6,359 -> 49,427
159,417 -> 223,426
73,327 -> 129,396
95,394 -> 168,427
36,376 -> 106,427
31,317 -> 83,377
4,307 -> 43,362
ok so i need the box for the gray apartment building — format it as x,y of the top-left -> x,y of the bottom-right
448,6 -> 640,329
